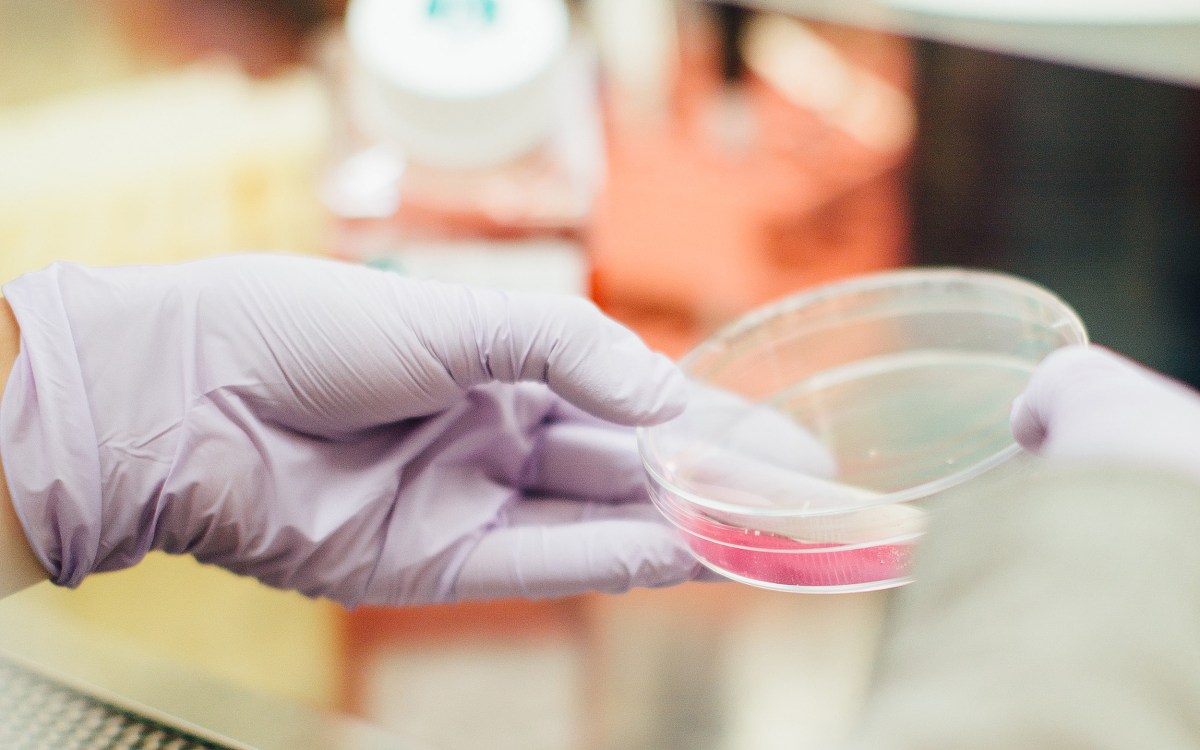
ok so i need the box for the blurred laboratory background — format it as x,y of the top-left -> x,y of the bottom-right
0,1 -> 1197,748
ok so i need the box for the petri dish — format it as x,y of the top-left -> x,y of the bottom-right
638,268 -> 1087,593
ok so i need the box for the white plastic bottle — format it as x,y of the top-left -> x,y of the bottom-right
319,0 -> 601,295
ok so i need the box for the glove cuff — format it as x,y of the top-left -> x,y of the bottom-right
1,265 -> 105,587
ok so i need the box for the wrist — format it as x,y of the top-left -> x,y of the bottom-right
0,297 -> 50,597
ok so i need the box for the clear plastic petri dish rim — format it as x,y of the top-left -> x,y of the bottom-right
637,267 -> 1087,591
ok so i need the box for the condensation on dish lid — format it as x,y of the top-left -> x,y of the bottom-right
345,0 -> 570,169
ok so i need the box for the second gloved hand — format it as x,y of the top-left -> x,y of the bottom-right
1012,344 -> 1200,478
0,254 -> 701,608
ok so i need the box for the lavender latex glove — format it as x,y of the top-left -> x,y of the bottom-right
1012,344 -> 1200,478
0,254 -> 702,608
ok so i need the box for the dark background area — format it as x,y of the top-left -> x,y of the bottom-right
910,42 -> 1200,385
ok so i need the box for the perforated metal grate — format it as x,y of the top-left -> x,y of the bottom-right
0,656 -> 244,750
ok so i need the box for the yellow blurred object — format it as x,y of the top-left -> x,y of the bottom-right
0,62 -> 331,279
0,61 -> 342,710
8,556 -> 343,710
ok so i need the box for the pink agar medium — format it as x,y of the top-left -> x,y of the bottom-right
680,513 -> 912,588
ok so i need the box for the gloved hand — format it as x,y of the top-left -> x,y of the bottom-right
1012,344 -> 1200,478
0,254 -> 701,608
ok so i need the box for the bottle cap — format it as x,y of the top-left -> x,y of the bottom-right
346,0 -> 570,169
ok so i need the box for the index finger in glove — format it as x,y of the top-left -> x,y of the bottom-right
420,284 -> 687,427
194,256 -> 685,431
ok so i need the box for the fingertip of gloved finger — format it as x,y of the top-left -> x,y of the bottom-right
550,329 -> 688,427
1009,393 -> 1045,452
497,292 -> 688,426
1012,344 -> 1104,451
1016,344 -> 1140,433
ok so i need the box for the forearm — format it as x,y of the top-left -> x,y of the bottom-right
842,465 -> 1200,749
0,297 -> 49,597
